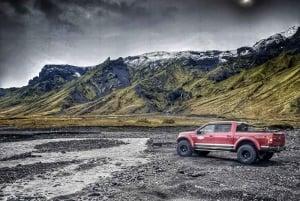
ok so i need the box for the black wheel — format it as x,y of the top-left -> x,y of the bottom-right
195,150 -> 210,156
237,144 -> 257,164
177,140 -> 193,157
260,152 -> 274,161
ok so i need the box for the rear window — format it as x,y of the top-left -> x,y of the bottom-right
237,123 -> 262,132
237,123 -> 250,132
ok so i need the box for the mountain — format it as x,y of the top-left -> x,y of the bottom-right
0,26 -> 299,121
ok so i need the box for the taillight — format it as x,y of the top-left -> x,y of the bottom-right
267,135 -> 273,144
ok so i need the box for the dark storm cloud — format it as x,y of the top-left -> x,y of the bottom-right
34,0 -> 62,19
33,0 -> 81,33
2,0 -> 30,15
0,0 -> 83,88
0,0 -> 299,88
60,0 -> 150,18
0,10 -> 24,36
93,0 -> 149,18
0,0 -> 80,34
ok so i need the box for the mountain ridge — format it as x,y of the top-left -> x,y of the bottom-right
0,26 -> 299,121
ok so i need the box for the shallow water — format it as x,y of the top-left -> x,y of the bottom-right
0,138 -> 149,200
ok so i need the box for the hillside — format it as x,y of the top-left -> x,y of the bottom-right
189,52 -> 300,120
0,26 -> 299,123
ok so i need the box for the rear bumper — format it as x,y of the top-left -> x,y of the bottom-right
261,146 -> 285,152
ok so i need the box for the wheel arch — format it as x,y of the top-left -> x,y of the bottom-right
177,137 -> 194,148
234,138 -> 260,151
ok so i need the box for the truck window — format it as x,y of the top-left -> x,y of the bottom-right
199,124 -> 215,134
214,124 -> 232,132
237,123 -> 249,132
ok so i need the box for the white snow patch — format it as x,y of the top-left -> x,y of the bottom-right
253,34 -> 283,49
254,26 -> 299,49
124,50 -> 242,69
74,72 -> 81,77
280,26 -> 298,38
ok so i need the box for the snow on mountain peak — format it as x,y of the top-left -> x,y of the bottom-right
124,50 -> 241,70
280,26 -> 299,38
253,26 -> 299,49
123,26 -> 299,70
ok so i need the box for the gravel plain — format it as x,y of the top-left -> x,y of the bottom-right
0,126 -> 299,201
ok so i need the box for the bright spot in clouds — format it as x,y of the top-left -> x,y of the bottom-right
240,0 -> 254,7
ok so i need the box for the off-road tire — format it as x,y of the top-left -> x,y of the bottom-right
195,150 -> 210,156
237,144 -> 257,164
177,140 -> 193,157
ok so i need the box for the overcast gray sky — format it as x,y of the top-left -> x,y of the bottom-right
0,0 -> 299,88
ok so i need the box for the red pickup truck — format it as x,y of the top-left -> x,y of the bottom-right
176,121 -> 285,164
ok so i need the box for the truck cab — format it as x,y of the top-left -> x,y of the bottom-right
176,121 -> 285,164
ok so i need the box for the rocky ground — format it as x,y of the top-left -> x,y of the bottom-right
0,126 -> 299,201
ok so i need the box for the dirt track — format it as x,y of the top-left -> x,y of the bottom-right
0,127 -> 299,201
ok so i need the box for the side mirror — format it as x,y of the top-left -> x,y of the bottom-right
197,129 -> 203,135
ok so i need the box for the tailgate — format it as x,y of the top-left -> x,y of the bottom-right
270,133 -> 285,146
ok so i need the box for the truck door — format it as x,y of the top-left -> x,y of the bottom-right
195,124 -> 216,144
212,123 -> 234,150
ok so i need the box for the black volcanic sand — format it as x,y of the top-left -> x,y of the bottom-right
34,139 -> 127,153
0,160 -> 79,184
0,127 -> 299,201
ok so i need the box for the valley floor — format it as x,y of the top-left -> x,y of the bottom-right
0,127 -> 299,201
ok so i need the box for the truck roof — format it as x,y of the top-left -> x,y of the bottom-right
206,121 -> 247,125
